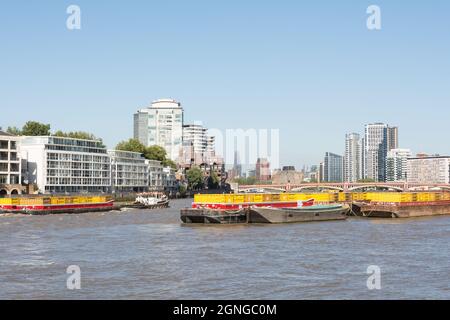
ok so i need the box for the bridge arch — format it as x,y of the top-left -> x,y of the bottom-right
291,186 -> 344,192
348,185 -> 404,192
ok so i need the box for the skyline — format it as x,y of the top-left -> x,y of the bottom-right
1,1 -> 450,169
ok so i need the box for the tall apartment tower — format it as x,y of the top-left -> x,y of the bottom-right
385,148 -> 412,182
344,133 -> 361,182
323,152 -> 344,182
363,123 -> 398,182
387,127 -> 399,150
134,99 -> 183,161
182,124 -> 208,154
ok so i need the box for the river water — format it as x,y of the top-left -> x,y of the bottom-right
0,198 -> 449,300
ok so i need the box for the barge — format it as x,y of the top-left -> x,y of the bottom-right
181,208 -> 249,224
353,201 -> 450,218
249,204 -> 349,224
0,196 -> 115,215
189,191 -> 450,220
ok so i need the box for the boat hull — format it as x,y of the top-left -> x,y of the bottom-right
353,201 -> 450,218
181,208 -> 248,224
0,201 -> 116,215
124,200 -> 170,210
249,205 -> 349,224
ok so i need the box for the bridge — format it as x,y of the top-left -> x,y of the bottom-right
238,182 -> 450,193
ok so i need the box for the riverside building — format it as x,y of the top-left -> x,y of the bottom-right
256,158 -> 271,181
363,123 -> 398,182
134,99 -> 183,161
20,136 -> 111,194
407,155 -> 450,184
385,148 -> 412,182
109,150 -> 149,193
0,130 -> 22,195
182,124 -> 208,154
344,133 -> 362,183
323,152 -> 344,182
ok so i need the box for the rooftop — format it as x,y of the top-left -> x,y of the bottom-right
0,130 -> 15,137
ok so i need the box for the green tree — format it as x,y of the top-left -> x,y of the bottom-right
54,130 -> 105,147
178,185 -> 187,198
162,158 -> 177,169
21,121 -> 51,136
145,145 -> 167,162
115,139 -> 147,154
54,130 -> 96,140
6,126 -> 22,135
186,166 -> 204,190
207,171 -> 220,189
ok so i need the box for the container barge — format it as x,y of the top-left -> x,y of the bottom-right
183,193 -> 349,224
185,191 -> 450,222
0,196 -> 115,215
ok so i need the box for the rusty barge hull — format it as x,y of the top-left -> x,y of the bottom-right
353,201 -> 450,218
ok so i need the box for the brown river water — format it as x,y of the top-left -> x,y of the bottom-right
0,198 -> 449,299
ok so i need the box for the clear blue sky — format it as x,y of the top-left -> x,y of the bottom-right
1,1 -> 449,169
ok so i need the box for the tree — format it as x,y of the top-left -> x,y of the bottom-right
145,145 -> 167,162
162,159 -> 177,170
21,121 -> 51,136
207,171 -> 220,189
115,139 -> 147,154
54,130 -> 105,147
54,130 -> 95,140
186,166 -> 204,190
6,126 -> 22,135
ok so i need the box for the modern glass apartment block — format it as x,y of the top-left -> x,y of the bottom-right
386,148 -> 412,182
0,130 -> 22,195
183,124 -> 208,153
364,123 -> 398,182
344,133 -> 362,183
20,136 -> 111,194
134,99 -> 183,161
323,152 -> 344,182
109,150 -> 148,193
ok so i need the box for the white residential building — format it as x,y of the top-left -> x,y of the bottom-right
162,167 -> 178,193
344,133 -> 362,182
407,155 -> 450,184
20,136 -> 111,194
183,124 -> 208,154
134,99 -> 183,161
109,150 -> 148,193
0,130 -> 22,195
386,148 -> 412,182
147,159 -> 164,191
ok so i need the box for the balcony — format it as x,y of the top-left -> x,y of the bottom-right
0,152 -> 8,161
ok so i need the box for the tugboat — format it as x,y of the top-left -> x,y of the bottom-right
128,192 -> 170,209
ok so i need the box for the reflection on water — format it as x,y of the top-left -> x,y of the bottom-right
1,199 -> 449,300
